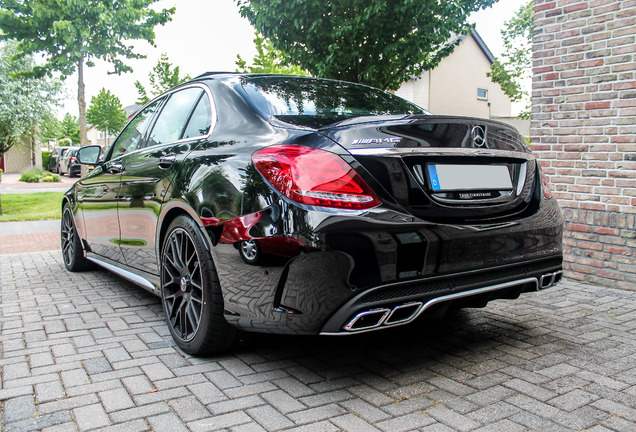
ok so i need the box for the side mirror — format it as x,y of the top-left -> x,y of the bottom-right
77,145 -> 102,165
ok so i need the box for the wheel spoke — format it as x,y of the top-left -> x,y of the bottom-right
186,302 -> 200,333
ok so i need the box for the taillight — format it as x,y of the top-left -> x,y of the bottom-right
538,163 -> 552,199
252,145 -> 381,210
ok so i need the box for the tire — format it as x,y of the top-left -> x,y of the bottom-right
238,239 -> 261,265
61,204 -> 89,272
160,215 -> 240,356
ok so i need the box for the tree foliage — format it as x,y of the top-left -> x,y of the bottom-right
236,33 -> 307,76
0,40 -> 62,157
135,53 -> 191,104
58,113 -> 81,145
87,88 -> 128,144
237,0 -> 498,91
488,0 -> 533,119
0,0 -> 174,145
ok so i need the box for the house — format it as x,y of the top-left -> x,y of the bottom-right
0,137 -> 42,174
395,29 -> 528,135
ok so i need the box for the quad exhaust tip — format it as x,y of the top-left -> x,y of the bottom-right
345,302 -> 423,332
539,270 -> 563,290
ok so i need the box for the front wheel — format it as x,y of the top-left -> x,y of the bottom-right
160,215 -> 240,356
61,204 -> 89,272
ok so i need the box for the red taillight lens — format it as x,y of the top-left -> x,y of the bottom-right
538,163 -> 552,199
252,145 -> 381,210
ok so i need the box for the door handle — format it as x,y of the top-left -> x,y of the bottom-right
108,161 -> 124,174
159,154 -> 176,168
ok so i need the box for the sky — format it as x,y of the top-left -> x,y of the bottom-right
59,0 -> 528,116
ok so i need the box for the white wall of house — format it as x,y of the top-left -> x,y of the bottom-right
396,32 -> 512,120
2,138 -> 42,174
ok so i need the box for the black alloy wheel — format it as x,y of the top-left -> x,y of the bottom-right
61,204 -> 88,272
160,215 -> 239,355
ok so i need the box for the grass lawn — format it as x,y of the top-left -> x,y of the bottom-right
0,192 -> 64,222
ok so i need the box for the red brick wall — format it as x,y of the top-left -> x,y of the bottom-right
532,0 -> 636,289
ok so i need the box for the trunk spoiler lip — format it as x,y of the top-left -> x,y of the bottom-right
318,114 -> 522,132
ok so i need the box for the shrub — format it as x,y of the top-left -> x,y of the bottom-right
41,174 -> 61,182
42,150 -> 52,170
19,167 -> 46,183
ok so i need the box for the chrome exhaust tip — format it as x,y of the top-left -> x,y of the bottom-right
385,302 -> 423,325
344,308 -> 391,331
539,270 -> 563,290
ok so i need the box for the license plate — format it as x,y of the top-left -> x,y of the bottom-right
427,164 -> 512,191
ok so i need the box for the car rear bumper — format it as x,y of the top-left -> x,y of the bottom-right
206,197 -> 563,335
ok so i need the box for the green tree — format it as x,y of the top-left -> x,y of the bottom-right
0,40 -> 62,161
58,113 -> 81,145
236,33 -> 308,76
237,0 -> 498,91
0,0 -> 174,146
87,88 -> 128,146
135,53 -> 191,104
488,0 -> 533,119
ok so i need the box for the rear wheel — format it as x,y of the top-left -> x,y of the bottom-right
61,204 -> 89,271
160,215 -> 239,356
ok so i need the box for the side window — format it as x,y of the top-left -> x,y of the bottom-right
183,93 -> 212,139
146,87 -> 203,147
109,100 -> 162,160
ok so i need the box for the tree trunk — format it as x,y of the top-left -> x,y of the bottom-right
78,55 -> 88,147
31,127 -> 36,168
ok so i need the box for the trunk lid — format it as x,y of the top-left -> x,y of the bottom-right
318,115 -> 539,222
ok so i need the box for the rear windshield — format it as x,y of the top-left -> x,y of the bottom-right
242,76 -> 427,122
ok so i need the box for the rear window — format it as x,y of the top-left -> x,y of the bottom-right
242,76 -> 427,121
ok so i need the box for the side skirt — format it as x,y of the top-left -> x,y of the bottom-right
86,255 -> 160,296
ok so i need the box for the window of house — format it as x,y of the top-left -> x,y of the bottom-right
477,88 -> 488,100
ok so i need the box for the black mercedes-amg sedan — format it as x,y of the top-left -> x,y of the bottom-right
62,73 -> 563,356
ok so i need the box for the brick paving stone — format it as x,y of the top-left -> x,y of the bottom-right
3,394 -> 36,424
169,396 -> 211,422
147,412 -> 190,432
99,388 -> 136,412
188,411 -> 252,431
247,404 -> 295,430
73,403 -> 110,431
330,413 -> 382,432
2,252 -> 636,431
35,380 -> 65,404
261,390 -> 306,413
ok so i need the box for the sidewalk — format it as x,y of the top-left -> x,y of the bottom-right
0,174 -> 67,254
0,172 -> 75,193
0,220 -> 61,255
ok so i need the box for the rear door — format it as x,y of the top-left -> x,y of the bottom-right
117,85 -> 214,275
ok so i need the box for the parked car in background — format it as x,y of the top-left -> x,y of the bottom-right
48,147 -> 72,173
61,73 -> 563,356
59,148 -> 81,177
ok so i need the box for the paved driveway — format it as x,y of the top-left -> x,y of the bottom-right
1,250 -> 635,431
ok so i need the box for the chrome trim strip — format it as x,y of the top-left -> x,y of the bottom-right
86,257 -> 157,292
348,147 -> 528,158
320,277 -> 538,335
344,308 -> 391,331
